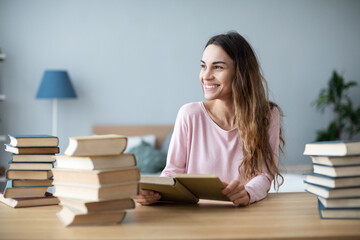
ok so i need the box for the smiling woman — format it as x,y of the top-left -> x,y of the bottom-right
134,31 -> 285,207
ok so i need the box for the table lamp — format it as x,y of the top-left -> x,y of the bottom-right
36,70 -> 77,136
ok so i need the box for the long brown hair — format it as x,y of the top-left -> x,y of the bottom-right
205,31 -> 284,190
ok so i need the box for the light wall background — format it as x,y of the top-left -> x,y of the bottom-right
0,0 -> 359,167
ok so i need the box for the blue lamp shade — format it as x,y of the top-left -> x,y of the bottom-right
36,70 -> 77,99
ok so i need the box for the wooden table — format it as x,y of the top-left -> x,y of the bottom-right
1,192 -> 360,240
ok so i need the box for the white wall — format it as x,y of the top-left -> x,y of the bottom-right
0,0 -> 359,166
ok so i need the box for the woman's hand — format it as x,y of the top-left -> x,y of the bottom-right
133,189 -> 161,205
221,180 -> 250,207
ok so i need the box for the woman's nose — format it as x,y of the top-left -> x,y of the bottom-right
203,68 -> 213,80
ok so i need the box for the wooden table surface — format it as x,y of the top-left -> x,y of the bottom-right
1,192 -> 360,240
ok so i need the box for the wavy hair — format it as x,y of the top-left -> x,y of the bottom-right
205,31 -> 284,190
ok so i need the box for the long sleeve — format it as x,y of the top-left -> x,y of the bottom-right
160,106 -> 188,177
244,107 -> 281,204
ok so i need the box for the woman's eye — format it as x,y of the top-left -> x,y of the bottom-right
215,65 -> 223,69
200,64 -> 206,69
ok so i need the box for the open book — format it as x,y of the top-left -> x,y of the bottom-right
140,174 -> 228,203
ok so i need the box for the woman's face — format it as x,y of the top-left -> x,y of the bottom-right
199,44 -> 235,102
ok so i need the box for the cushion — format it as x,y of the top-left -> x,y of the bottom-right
124,135 -> 156,153
160,130 -> 173,154
128,140 -> 167,174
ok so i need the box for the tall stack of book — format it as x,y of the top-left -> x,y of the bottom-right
54,134 -> 140,226
0,135 -> 60,208
303,140 -> 360,219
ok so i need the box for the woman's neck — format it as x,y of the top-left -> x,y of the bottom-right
204,99 -> 236,131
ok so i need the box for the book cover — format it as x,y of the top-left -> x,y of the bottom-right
54,181 -> 139,201
6,169 -> 53,180
305,173 -> 360,188
52,167 -> 140,185
311,155 -> 360,166
55,154 -> 136,170
313,164 -> 360,177
64,134 -> 127,156
8,161 -> 54,170
12,179 -> 53,187
0,192 -> 59,208
318,196 -> 360,209
8,135 -> 59,147
304,140 -> 360,156
12,154 -> 56,162
56,206 -> 126,226
5,144 -> 60,155
305,182 -> 360,199
3,180 -> 49,198
140,174 -> 228,203
58,197 -> 135,213
318,199 -> 360,219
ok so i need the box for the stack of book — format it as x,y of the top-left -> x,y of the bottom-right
0,135 -> 60,208
54,134 -> 140,226
303,140 -> 360,219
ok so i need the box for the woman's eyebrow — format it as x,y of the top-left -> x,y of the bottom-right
213,61 -> 227,65
200,60 -> 227,65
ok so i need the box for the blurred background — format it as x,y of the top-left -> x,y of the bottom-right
0,0 -> 359,172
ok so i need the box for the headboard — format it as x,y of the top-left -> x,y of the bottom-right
92,125 -> 173,149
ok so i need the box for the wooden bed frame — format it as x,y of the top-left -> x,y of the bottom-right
92,125 -> 173,149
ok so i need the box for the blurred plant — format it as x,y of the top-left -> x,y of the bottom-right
314,70 -> 360,141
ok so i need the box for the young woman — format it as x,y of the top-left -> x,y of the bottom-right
134,31 -> 284,206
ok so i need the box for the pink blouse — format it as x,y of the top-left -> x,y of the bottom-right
161,102 -> 280,204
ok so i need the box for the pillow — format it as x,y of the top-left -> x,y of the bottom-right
124,135 -> 156,153
160,130 -> 173,154
128,140 -> 167,174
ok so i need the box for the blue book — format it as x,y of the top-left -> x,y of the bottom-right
305,181 -> 360,199
8,135 -> 58,147
304,140 -> 360,156
318,199 -> 360,219
305,173 -> 360,188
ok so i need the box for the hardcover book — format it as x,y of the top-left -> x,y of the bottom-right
8,135 -> 59,147
11,179 -> 53,187
0,192 -> 59,208
305,182 -> 360,199
140,174 -> 228,203
5,144 -> 59,155
11,154 -> 56,162
3,180 -> 49,198
311,155 -> 360,166
55,154 -> 136,170
52,167 -> 140,185
313,164 -> 360,177
54,181 -> 139,201
318,196 -> 360,209
56,206 -> 126,226
305,173 -> 360,188
318,199 -> 360,219
304,140 -> 360,156
6,170 -> 53,180
8,161 -> 53,170
64,134 -> 127,156
58,197 -> 135,213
